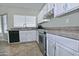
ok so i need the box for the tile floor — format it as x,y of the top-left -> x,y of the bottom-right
0,41 -> 43,56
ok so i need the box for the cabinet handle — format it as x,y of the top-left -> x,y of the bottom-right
54,43 -> 56,56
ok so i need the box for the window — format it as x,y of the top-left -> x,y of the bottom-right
26,16 -> 36,27
14,15 -> 26,27
14,15 -> 36,27
3,15 -> 8,33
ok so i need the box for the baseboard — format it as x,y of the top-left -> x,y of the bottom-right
8,41 -> 37,44
0,39 -> 8,42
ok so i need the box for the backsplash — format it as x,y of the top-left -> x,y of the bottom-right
41,9 -> 79,28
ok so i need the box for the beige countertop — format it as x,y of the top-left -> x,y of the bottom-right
7,27 -> 79,41
44,27 -> 79,41
7,27 -> 37,31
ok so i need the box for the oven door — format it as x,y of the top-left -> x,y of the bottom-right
39,32 -> 46,55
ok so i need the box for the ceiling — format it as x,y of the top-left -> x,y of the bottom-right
0,3 -> 45,16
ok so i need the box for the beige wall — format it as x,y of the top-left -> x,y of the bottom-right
7,13 -> 14,29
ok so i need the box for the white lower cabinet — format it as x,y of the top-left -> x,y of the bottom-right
55,43 -> 74,56
47,34 -> 56,56
47,38 -> 56,56
20,31 -> 28,42
19,30 -> 37,42
54,35 -> 79,52
47,33 -> 79,56
73,51 -> 79,56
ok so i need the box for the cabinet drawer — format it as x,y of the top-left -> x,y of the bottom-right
56,43 -> 74,56
54,35 -> 79,52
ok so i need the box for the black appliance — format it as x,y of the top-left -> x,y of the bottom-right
37,25 -> 44,29
9,31 -> 20,43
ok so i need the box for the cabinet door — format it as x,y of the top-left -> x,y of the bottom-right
48,3 -> 54,12
55,43 -> 74,56
20,31 -> 37,42
54,3 -> 65,17
54,35 -> 79,52
19,31 -> 28,42
47,39 -> 55,56
26,30 -> 37,41
66,3 -> 79,12
43,4 -> 48,16
48,3 -> 52,12
37,10 -> 43,23
47,34 -> 56,56
38,4 -> 48,23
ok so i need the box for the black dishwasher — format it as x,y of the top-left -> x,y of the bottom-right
9,31 -> 20,43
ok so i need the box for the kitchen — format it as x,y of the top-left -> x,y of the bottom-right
0,3 -> 79,56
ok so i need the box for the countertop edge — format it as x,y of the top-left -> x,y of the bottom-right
46,30 -> 79,41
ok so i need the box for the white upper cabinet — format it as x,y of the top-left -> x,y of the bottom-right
38,3 -> 79,19
47,3 -> 54,13
54,3 -> 65,17
37,4 -> 48,23
37,8 -> 43,23
66,3 -> 79,12
48,3 -> 52,12
43,3 -> 54,19
37,3 -> 54,23
43,4 -> 48,17
54,3 -> 79,17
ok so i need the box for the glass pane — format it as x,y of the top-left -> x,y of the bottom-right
26,16 -> 36,27
14,15 -> 36,27
14,15 -> 26,27
3,15 -> 8,33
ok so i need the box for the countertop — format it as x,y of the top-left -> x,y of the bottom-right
7,27 -> 79,41
44,27 -> 79,41
7,27 -> 37,31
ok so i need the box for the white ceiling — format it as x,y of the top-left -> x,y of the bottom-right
0,3 -> 45,16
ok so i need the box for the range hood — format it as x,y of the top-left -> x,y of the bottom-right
39,9 -> 54,24
38,19 -> 50,24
